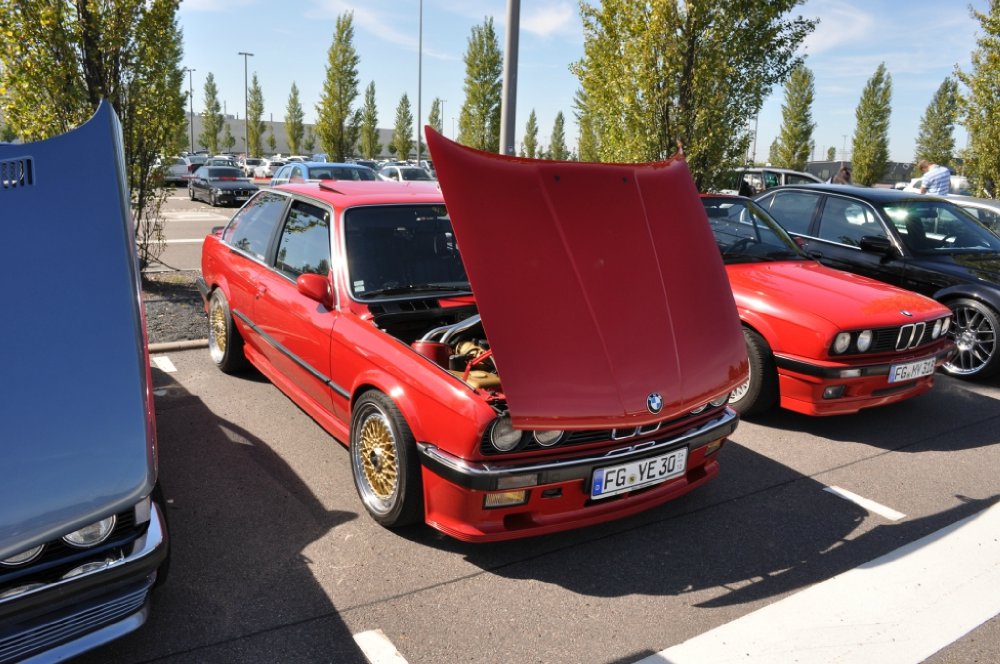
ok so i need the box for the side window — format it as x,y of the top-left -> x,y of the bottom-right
787,174 -> 815,185
761,171 -> 780,189
275,201 -> 331,279
817,197 -> 885,247
223,192 -> 287,260
291,165 -> 306,182
761,191 -> 821,235
968,206 -> 1000,230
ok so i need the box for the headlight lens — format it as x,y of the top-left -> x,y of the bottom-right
856,329 -> 873,352
690,403 -> 707,414
62,516 -> 116,548
0,544 -> 44,567
932,319 -> 943,339
941,316 -> 951,334
709,393 -> 730,407
489,417 -> 522,452
832,332 -> 851,354
533,430 -> 564,447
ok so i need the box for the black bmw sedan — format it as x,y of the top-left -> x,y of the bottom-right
188,165 -> 258,207
755,183 -> 1000,379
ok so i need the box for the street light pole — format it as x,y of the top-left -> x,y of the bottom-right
184,67 -> 195,154
440,99 -> 446,137
499,0 -> 520,155
238,52 -> 254,156
417,0 -> 423,164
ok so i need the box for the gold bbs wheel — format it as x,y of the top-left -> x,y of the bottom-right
207,289 -> 246,373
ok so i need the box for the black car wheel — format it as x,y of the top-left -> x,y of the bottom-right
729,328 -> 778,416
350,391 -> 423,528
207,289 -> 247,373
209,191 -> 217,207
943,298 -> 1000,379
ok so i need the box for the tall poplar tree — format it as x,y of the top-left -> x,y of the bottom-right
574,89 -> 600,162
285,82 -> 304,155
773,64 -> 815,171
549,111 -> 569,160
956,1 -> 1000,197
359,81 -> 381,159
914,78 -> 958,168
0,0 -> 186,269
200,72 -> 223,154
392,93 -> 414,160
316,12 -> 361,161
427,98 -> 443,135
827,146 -> 836,161
458,18 -> 502,151
572,1 -> 814,190
222,122 -> 235,152
522,109 -> 539,158
851,62 -> 893,186
246,73 -> 265,157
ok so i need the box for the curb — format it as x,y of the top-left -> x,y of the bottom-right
149,339 -> 209,353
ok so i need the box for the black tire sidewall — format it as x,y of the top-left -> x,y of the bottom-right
209,289 -> 246,373
731,328 -> 779,416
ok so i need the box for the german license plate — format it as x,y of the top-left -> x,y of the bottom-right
591,448 -> 688,500
889,357 -> 936,383
236,196 -> 249,201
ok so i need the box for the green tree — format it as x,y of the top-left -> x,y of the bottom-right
768,138 -> 781,165
0,0 -> 186,269
572,1 -> 815,190
285,81 -> 304,155
773,64 -> 815,170
574,88 -> 600,162
246,73 -> 265,157
316,12 -> 361,161
427,97 -> 443,135
199,72 -> 223,154
458,17 -> 502,151
392,93 -> 414,159
303,127 -> 316,154
522,109 -> 539,158
359,81 -> 381,159
267,126 -> 276,153
915,77 -> 958,168
956,2 -> 1000,197
851,62 -> 893,185
222,122 -> 235,152
549,111 -> 569,160
827,146 -> 836,160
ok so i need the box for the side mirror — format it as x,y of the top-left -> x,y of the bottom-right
859,235 -> 895,255
297,273 -> 333,309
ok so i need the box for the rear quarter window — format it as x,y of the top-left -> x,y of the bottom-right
223,191 -> 287,260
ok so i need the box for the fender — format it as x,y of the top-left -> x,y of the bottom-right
935,283 -> 1000,311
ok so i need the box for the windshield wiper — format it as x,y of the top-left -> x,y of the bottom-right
362,283 -> 472,298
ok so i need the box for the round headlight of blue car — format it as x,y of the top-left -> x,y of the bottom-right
62,515 -> 116,548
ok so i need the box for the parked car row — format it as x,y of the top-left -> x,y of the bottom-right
187,165 -> 258,207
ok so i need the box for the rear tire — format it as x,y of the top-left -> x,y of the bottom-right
943,298 -> 1000,379
207,289 -> 248,373
350,391 -> 423,528
729,328 -> 778,416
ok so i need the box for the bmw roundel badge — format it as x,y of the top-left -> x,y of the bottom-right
647,392 -> 663,414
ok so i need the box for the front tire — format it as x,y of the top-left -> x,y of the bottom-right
729,328 -> 778,416
207,289 -> 247,373
350,391 -> 423,528
943,298 -> 1000,379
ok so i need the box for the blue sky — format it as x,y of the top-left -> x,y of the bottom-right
179,0 -> 988,163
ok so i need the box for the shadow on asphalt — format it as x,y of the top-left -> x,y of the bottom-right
75,366 -> 367,664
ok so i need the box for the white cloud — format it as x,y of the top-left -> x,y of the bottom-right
522,3 -> 575,38
306,0 -> 454,60
182,0 -> 257,12
800,0 -> 876,55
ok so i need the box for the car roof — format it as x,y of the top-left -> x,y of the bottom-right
760,183 -> 947,203
275,180 -> 442,207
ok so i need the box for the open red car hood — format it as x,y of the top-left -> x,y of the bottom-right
426,129 -> 746,428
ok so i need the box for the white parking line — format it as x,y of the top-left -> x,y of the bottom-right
642,502 -> 1000,664
353,630 -> 409,664
824,486 -> 906,521
163,239 -> 205,244
151,356 -> 177,373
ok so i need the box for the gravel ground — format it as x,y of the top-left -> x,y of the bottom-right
142,271 -> 208,345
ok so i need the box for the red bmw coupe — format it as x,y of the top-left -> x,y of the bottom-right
199,132 -> 747,542
702,195 -> 955,416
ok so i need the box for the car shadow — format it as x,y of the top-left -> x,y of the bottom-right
74,366 -> 367,664
745,375 -> 1000,451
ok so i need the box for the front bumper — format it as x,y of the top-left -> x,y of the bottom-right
416,409 -> 738,542
0,502 -> 168,663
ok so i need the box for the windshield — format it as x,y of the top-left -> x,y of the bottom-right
881,200 -> 1000,254
309,166 -> 376,181
702,197 -> 807,263
344,205 -> 469,299
400,168 -> 433,181
208,167 -> 245,179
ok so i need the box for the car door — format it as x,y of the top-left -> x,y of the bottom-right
253,198 -> 337,412
191,166 -> 209,201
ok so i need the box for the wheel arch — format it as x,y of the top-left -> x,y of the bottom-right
935,283 -> 1000,313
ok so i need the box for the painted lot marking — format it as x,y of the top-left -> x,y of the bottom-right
164,239 -> 205,244
824,485 -> 906,521
151,356 -> 177,373
643,502 -> 1000,664
353,629 -> 409,664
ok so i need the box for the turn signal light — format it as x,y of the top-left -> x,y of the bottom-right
483,491 -> 529,509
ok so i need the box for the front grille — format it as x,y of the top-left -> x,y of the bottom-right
869,322 -> 936,353
0,585 -> 148,663
0,157 -> 33,190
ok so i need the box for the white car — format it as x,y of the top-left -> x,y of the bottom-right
253,158 -> 287,178
377,165 -> 436,182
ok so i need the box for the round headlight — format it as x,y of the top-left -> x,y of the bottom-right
0,544 -> 44,567
709,393 -> 729,407
856,329 -> 873,352
62,516 -> 116,549
690,403 -> 707,414
832,332 -> 851,354
533,430 -> 564,447
489,417 -> 522,452
941,316 -> 951,334
932,319 -> 943,339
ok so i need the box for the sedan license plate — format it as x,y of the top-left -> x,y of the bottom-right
889,357 -> 936,383
591,447 -> 688,500
235,196 -> 249,201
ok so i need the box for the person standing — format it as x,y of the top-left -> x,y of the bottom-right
832,165 -> 852,184
918,159 -> 951,195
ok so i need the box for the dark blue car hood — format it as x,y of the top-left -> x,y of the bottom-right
0,102 -> 156,559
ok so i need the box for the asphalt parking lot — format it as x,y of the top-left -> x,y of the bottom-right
79,186 -> 1000,663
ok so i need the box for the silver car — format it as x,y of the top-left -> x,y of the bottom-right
0,102 -> 169,662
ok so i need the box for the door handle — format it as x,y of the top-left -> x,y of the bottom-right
255,285 -> 267,298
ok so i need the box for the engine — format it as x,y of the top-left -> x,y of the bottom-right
411,314 -> 502,394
